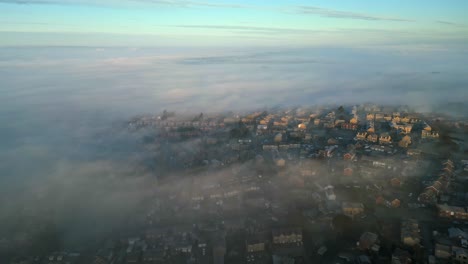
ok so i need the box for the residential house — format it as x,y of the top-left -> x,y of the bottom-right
376,196 -> 386,206
342,202 -> 364,219
448,227 -> 468,241
452,246 -> 468,264
367,134 -> 378,143
356,132 -> 368,141
335,119 -> 345,126
390,178 -> 401,187
246,233 -> 270,264
437,204 -> 468,220
275,158 -> 286,167
297,123 -> 307,130
379,133 -> 392,145
392,117 -> 401,123
343,152 -> 356,161
193,240 -> 209,264
375,113 -> 384,120
325,145 -> 338,157
391,199 -> 401,208
324,185 -> 336,201
367,124 -> 375,134
422,130 -> 439,139
383,114 -> 392,121
93,256 -> 109,264
401,219 -> 421,247
410,117 -> 421,124
356,255 -> 372,264
257,124 -> 268,131
423,123 -> 432,131
361,156 -> 396,170
360,166 -> 379,179
271,228 -> 304,257
358,232 -> 379,251
401,116 -> 410,123
392,123 -> 413,134
342,122 -> 358,130
420,181 -> 446,203
419,182 -> 443,203
435,243 -> 451,259
392,248 -> 412,264
272,228 -> 303,246
278,144 -> 289,151
419,160 -> 453,203
263,145 -> 278,151
246,238 -> 266,253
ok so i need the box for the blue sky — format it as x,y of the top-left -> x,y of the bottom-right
1,0 -> 467,46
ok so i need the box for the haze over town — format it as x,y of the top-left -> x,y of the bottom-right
1,1 -> 468,264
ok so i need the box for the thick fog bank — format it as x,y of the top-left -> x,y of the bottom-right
0,46 -> 467,251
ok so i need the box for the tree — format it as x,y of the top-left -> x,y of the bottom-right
332,214 -> 354,239
229,120 -> 250,139
161,109 -> 168,120
29,223 -> 62,255
337,106 -> 346,119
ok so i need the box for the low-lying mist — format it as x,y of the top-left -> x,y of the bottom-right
0,46 -> 467,254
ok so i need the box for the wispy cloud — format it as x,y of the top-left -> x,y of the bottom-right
0,21 -> 54,25
170,24 -> 323,35
1,0 -> 413,23
178,54 -> 323,65
1,0 -> 413,24
0,0 -> 250,8
0,0 -> 63,4
295,6 -> 413,22
129,0 -> 249,8
436,20 -> 466,27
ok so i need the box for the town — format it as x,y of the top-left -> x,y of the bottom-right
6,104 -> 468,264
